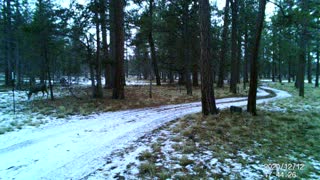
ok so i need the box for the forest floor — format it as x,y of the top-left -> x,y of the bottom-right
86,82 -> 320,179
0,85 -> 284,179
30,84 -> 246,117
0,81 -> 248,135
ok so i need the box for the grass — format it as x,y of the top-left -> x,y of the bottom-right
27,84 -> 247,118
179,155 -> 194,167
138,150 -> 153,161
138,162 -> 157,176
0,126 -> 14,134
133,82 -> 320,178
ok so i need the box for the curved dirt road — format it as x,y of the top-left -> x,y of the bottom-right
0,87 -> 291,180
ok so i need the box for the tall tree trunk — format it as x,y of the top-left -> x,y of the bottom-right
217,0 -> 230,88
112,0 -> 125,99
94,1 -> 103,98
100,0 -> 110,89
169,71 -> 174,84
237,28 -> 241,83
4,0 -> 13,86
199,0 -> 218,115
277,31 -> 282,83
108,0 -> 116,89
278,58 -> 282,83
272,57 -> 275,82
192,64 -> 199,86
295,64 -> 299,88
243,24 -> 249,84
298,0 -> 308,97
44,45 -> 54,100
247,0 -> 267,115
183,1 -> 192,95
307,49 -> 312,84
272,27 -> 278,83
148,0 -> 161,86
230,0 -> 238,93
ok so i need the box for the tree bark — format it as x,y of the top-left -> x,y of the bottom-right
112,0 -> 125,99
230,0 -> 238,93
295,64 -> 299,88
217,0 -> 230,88
4,0 -> 13,86
93,0 -> 103,98
199,0 -> 218,115
108,0 -> 116,89
237,27 -> 241,83
169,71 -> 174,84
247,0 -> 267,115
192,64 -> 199,86
278,58 -> 282,83
243,24 -> 249,89
183,1 -> 192,95
148,0 -> 161,86
100,0 -> 110,89
277,30 -> 282,83
298,0 -> 308,97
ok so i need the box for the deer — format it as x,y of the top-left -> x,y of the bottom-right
27,84 -> 48,100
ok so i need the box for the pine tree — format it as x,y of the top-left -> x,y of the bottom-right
199,0 -> 218,115
247,0 -> 267,115
112,0 -> 125,99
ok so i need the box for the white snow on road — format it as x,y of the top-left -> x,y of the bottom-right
0,87 -> 291,180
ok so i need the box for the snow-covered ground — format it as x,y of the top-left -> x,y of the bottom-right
0,77 -> 160,133
89,125 -> 271,179
0,90 -> 57,133
260,79 -> 316,83
0,87 -> 75,134
0,87 -> 291,179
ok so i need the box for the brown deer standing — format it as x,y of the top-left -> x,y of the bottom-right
27,84 -> 48,100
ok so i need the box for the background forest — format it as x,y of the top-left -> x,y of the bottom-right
0,0 -> 319,100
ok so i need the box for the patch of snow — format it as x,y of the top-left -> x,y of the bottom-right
238,151 -> 249,159
259,105 -> 287,112
87,144 -> 150,179
257,89 -> 269,96
261,79 -> 315,84
309,157 -> 320,178
210,158 -> 218,166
